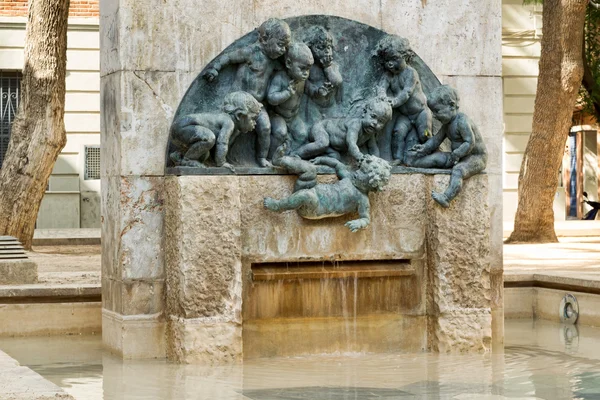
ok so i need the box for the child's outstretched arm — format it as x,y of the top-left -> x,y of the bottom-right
202,47 -> 252,81
345,196 -> 370,232
345,121 -> 364,161
413,125 -> 447,156
311,156 -> 350,179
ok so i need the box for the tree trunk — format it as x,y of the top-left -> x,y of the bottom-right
507,0 -> 588,243
0,0 -> 70,249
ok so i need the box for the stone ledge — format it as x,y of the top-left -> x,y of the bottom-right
0,284 -> 100,303
0,302 -> 101,337
0,349 -> 74,399
504,273 -> 600,295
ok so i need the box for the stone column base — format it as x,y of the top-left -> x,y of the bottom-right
102,309 -> 166,359
429,309 -> 492,353
167,315 -> 242,364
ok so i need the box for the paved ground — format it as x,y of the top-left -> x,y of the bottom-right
503,236 -> 600,291
27,245 -> 100,286
504,236 -> 600,274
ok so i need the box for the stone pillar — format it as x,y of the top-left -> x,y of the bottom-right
99,0 -> 202,358
427,175 -> 492,352
164,176 -> 243,364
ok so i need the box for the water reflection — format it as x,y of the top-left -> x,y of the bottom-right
2,320 -> 600,399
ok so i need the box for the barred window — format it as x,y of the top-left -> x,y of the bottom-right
0,71 -> 22,168
85,145 -> 100,180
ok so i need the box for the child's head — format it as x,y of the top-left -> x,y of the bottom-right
258,18 -> 292,59
375,35 -> 414,74
427,85 -> 459,124
285,42 -> 314,81
222,91 -> 263,133
361,97 -> 393,135
355,155 -> 392,193
303,25 -> 334,67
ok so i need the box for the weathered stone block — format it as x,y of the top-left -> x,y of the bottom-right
102,309 -> 166,359
100,71 -> 196,177
121,280 -> 165,316
165,176 -> 243,320
167,316 -> 242,364
0,261 -> 37,285
429,309 -> 492,353
102,175 -> 165,281
101,277 -> 122,314
119,176 -> 165,280
102,278 -> 164,318
100,0 -> 253,76
381,0 -> 502,77
427,174 -> 491,313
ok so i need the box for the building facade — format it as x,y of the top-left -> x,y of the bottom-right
0,0 -> 100,228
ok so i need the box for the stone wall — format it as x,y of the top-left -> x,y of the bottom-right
100,0 -> 503,359
165,174 -> 491,363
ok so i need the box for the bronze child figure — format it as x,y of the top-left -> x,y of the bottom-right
267,42 -> 314,152
169,91 -> 262,171
302,25 -> 343,125
291,97 -> 392,162
375,35 -> 433,166
264,149 -> 392,232
407,85 -> 488,207
202,18 -> 292,167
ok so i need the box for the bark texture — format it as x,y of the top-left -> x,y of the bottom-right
0,0 -> 70,249
507,0 -> 588,243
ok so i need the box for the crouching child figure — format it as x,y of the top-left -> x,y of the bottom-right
263,151 -> 392,232
169,91 -> 262,171
407,85 -> 487,207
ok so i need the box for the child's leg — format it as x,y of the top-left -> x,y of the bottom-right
264,189 -> 319,212
181,126 -> 215,166
289,117 -> 308,149
277,156 -> 318,191
392,115 -> 412,165
292,122 -> 330,160
270,114 -> 289,160
432,155 -> 485,207
408,151 -> 451,169
415,107 -> 433,143
255,107 -> 272,167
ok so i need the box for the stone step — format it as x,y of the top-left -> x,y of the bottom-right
0,236 -> 28,260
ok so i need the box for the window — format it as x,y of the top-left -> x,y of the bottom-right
0,71 -> 22,168
85,145 -> 100,180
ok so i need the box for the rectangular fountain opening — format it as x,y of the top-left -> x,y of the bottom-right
243,259 -> 426,358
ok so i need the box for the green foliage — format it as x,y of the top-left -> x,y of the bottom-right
522,0 -> 543,4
